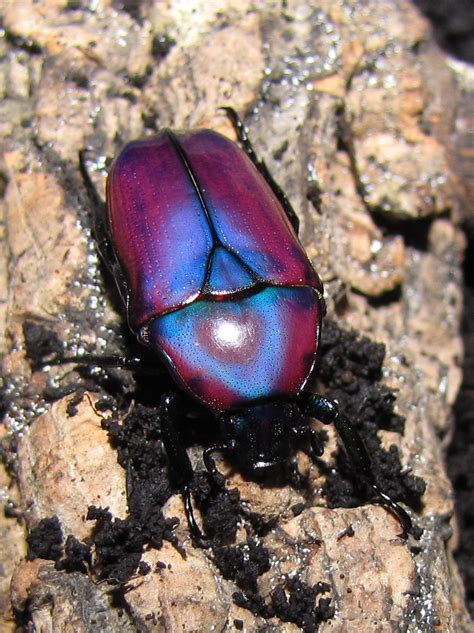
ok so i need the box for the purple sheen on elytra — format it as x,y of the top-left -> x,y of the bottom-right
179,131 -> 323,291
207,247 -> 256,295
147,286 -> 322,412
106,133 -> 213,327
106,129 -> 323,329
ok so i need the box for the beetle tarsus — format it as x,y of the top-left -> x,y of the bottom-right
183,484 -> 209,548
368,485 -> 413,540
79,149 -> 104,210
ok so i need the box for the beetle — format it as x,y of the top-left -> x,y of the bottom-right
75,108 -> 413,544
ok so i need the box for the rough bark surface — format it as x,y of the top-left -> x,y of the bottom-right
0,0 -> 472,631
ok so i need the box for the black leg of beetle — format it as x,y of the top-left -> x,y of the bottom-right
79,150 -> 123,280
37,353 -> 166,376
79,149 -> 110,259
221,106 -> 300,234
79,149 -> 104,210
159,393 -> 208,547
203,445 -> 227,481
300,393 -> 413,538
42,354 -> 139,370
287,425 -> 325,488
203,444 -> 235,494
291,424 -> 325,460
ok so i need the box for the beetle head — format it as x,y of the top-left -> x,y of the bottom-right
221,401 -> 302,480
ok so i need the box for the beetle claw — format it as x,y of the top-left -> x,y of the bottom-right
370,485 -> 417,540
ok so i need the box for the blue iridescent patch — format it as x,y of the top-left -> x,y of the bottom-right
207,246 -> 256,294
147,286 -> 320,409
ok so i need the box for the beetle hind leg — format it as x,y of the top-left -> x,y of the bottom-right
221,106 -> 300,234
299,392 -> 415,539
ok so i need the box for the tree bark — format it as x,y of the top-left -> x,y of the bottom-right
1,0 -> 472,631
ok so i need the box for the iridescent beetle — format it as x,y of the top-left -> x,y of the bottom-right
78,109 -> 413,543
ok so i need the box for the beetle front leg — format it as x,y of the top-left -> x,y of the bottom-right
299,393 -> 414,538
35,353 -> 167,377
221,106 -> 300,234
159,393 -> 208,547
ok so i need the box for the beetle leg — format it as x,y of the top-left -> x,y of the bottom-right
287,425 -> 325,488
36,353 -> 167,376
182,484 -> 208,547
221,106 -> 300,234
203,444 -> 235,494
159,393 -> 208,546
300,392 -> 414,538
79,150 -> 117,265
291,424 -> 325,460
80,149 -> 132,309
79,149 -> 104,208
40,353 -> 141,370
203,445 -> 227,481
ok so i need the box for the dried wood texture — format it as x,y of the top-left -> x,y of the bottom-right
0,0 -> 472,631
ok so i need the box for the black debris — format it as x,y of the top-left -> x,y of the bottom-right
234,576 -> 334,632
213,539 -> 270,594
27,516 -> 63,561
56,535 -> 92,573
